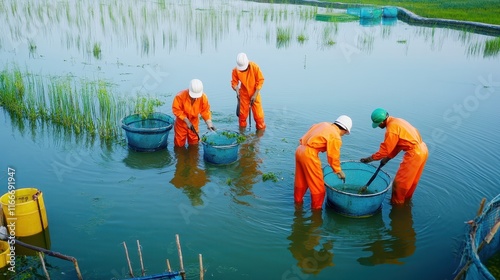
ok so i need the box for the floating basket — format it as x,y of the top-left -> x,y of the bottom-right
201,130 -> 243,165
121,112 -> 174,152
324,161 -> 392,218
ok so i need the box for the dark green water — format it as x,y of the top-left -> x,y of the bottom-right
1,0 -> 499,279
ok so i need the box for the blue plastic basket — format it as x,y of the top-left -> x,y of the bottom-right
324,161 -> 392,217
201,130 -> 241,165
121,112 -> 174,152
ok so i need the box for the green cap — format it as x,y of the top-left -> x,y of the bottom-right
371,108 -> 388,128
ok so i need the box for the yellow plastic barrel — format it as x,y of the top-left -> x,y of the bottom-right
0,241 -> 9,268
0,188 -> 49,237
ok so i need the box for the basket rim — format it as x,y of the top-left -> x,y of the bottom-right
323,160 -> 392,197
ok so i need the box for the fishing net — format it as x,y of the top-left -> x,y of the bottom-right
454,194 -> 500,280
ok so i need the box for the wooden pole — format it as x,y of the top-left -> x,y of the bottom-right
15,239 -> 83,280
166,259 -> 172,272
38,252 -> 51,279
476,198 -> 486,216
175,234 -> 186,280
137,240 -> 145,276
123,242 -> 134,277
199,254 -> 204,280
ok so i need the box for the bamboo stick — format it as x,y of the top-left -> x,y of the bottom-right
476,198 -> 486,216
72,259 -> 84,280
166,259 -> 172,272
199,254 -> 204,280
137,240 -> 145,276
38,252 -> 50,279
175,234 -> 186,280
14,239 -> 83,280
123,242 -> 134,277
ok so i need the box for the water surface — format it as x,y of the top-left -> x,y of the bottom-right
1,0 -> 500,279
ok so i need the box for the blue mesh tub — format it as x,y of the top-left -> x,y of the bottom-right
201,130 -> 242,165
121,112 -> 174,152
324,161 -> 392,217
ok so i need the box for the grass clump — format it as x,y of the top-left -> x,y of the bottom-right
276,27 -> 292,49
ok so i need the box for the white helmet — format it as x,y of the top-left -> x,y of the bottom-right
188,79 -> 203,98
334,115 -> 352,134
236,53 -> 249,71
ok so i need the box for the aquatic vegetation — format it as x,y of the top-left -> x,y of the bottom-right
276,27 -> 292,48
220,131 -> 246,144
297,34 -> 308,44
93,42 -> 102,59
262,172 -> 279,182
483,36 -> 500,57
315,13 -> 359,23
0,66 -> 163,142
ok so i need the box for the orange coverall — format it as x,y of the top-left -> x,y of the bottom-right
231,61 -> 266,130
171,89 -> 211,147
371,116 -> 428,204
295,122 -> 343,210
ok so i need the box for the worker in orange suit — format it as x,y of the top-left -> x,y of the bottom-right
172,79 -> 215,147
294,115 -> 352,210
360,108 -> 428,205
231,53 -> 266,130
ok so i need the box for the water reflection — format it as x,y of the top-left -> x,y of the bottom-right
15,227 -> 52,256
123,148 -> 173,169
226,129 -> 264,206
287,207 -> 334,275
170,145 -> 208,206
357,204 -> 416,266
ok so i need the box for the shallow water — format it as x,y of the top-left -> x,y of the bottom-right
1,0 -> 500,279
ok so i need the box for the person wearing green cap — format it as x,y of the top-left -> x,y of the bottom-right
360,108 -> 428,205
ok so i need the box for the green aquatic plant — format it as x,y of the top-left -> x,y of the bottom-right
484,36 -> 500,57
262,172 -> 279,182
0,66 -> 163,143
276,27 -> 292,49
315,13 -> 359,23
220,131 -> 246,144
297,34 -> 308,44
135,96 -> 165,119
93,42 -> 102,59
